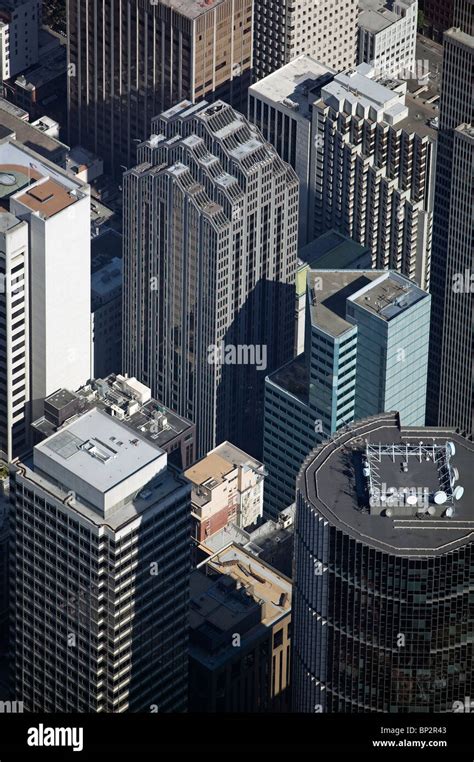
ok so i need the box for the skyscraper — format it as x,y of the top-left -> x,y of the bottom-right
10,406 -> 191,712
0,212 -> 29,461
263,269 -> 431,515
426,2 -> 474,435
123,99 -> 298,458
249,58 -> 437,286
0,138 -> 91,458
293,412 -> 474,712
253,0 -> 358,81
67,0 -> 253,174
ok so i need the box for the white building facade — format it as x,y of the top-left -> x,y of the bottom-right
6,142 -> 91,421
0,0 -> 40,81
254,0 -> 358,80
358,0 -> 418,79
0,212 -> 29,460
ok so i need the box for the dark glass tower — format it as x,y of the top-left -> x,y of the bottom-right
293,412 -> 474,712
426,0 -> 474,434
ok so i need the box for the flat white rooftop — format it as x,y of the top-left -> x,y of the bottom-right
249,54 -> 335,114
34,408 -> 167,515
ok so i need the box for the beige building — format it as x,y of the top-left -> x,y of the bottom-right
253,0 -> 358,80
189,544 -> 291,712
67,0 -> 253,174
185,441 -> 265,541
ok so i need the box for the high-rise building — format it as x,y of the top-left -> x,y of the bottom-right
426,3 -> 474,435
292,412 -> 474,712
0,138 -> 91,457
253,0 -> 358,81
249,57 -> 437,287
263,269 -> 431,515
189,544 -> 291,712
67,0 -> 253,174
185,440 -> 265,541
0,0 -> 40,82
10,406 -> 191,712
357,0 -> 418,78
0,212 -> 29,460
123,99 -> 298,458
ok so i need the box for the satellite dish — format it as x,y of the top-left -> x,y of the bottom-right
434,491 -> 447,505
427,506 -> 436,516
447,441 -> 456,456
444,506 -> 454,518
406,495 -> 418,506
450,467 -> 459,485
363,467 -> 370,477
453,485 -> 464,500
385,508 -> 393,517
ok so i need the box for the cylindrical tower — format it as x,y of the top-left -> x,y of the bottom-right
292,412 -> 474,712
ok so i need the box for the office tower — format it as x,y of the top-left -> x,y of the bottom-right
424,0 -> 455,40
249,56 -> 335,246
67,0 -> 253,174
249,58 -> 437,287
31,374 -> 196,471
10,406 -> 191,712
358,0 -> 418,78
123,99 -> 298,458
0,139 -> 90,456
292,412 -> 473,712
0,0 -> 40,81
253,0 -> 358,81
185,441 -> 265,542
91,231 -> 123,379
263,269 -> 431,515
189,545 -> 291,712
0,212 -> 29,460
426,4 -> 474,435
6,147 -> 91,422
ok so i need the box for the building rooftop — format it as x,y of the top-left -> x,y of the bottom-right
349,271 -> 428,321
0,99 -> 68,163
358,0 -> 400,34
161,0 -> 227,20
15,177 -> 78,219
91,257 -> 122,308
15,46 -> 66,92
307,269 -> 381,337
32,374 -> 194,454
185,441 -> 263,507
308,270 -> 428,337
200,506 -> 296,578
248,54 -> 335,119
299,412 -> 474,556
34,408 -> 165,498
91,229 -> 122,273
299,230 -> 371,270
267,354 -> 309,404
190,544 -> 291,667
